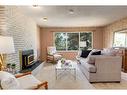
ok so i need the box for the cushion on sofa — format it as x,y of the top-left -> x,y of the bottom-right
87,49 -> 100,56
91,51 -> 101,55
17,74 -> 41,89
87,55 -> 104,65
80,50 -> 91,58
82,62 -> 96,73
79,57 -> 88,64
86,49 -> 101,64
101,48 -> 121,56
87,56 -> 96,64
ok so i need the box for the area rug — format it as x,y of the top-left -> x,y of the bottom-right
34,62 -> 127,89
34,62 -> 94,89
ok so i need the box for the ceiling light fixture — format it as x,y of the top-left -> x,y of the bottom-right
43,17 -> 48,21
33,5 -> 39,7
69,9 -> 74,14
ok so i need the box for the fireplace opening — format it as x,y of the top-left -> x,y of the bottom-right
19,49 -> 42,72
25,54 -> 34,66
19,49 -> 34,71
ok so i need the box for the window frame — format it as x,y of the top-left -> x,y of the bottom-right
53,31 -> 93,52
113,29 -> 127,48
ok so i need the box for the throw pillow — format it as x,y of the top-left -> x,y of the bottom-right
80,50 -> 92,58
91,51 -> 101,55
0,71 -> 20,89
102,48 -> 120,56
87,49 -> 100,57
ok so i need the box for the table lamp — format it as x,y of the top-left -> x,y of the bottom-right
0,36 -> 15,70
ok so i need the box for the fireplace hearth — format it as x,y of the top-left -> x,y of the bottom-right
19,49 -> 41,72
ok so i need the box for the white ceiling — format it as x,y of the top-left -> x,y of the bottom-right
20,6 -> 127,27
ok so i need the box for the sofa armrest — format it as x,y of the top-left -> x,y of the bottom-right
95,56 -> 122,73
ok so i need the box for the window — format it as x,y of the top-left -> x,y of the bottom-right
55,33 -> 66,50
67,33 -> 79,50
113,30 -> 127,47
54,32 -> 92,51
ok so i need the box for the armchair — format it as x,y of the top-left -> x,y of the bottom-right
46,46 -> 62,63
0,71 -> 48,89
15,72 -> 48,89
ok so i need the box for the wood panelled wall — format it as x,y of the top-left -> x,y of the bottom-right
103,17 -> 127,48
40,16 -> 127,61
40,27 -> 103,61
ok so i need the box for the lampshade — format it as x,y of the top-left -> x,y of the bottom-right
80,41 -> 86,47
0,36 -> 15,54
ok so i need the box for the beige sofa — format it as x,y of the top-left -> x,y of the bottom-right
77,55 -> 122,83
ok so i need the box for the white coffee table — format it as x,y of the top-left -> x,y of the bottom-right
55,60 -> 77,80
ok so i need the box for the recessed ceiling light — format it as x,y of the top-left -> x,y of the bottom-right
33,5 -> 39,7
43,17 -> 48,21
69,9 -> 74,14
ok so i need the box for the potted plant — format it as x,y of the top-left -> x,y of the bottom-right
6,63 -> 11,68
6,63 -> 11,71
11,63 -> 16,74
11,63 -> 16,69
